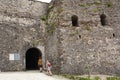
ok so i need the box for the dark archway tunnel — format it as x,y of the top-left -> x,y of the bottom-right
26,47 -> 42,70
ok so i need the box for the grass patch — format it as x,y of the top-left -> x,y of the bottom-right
93,76 -> 101,80
62,74 -> 120,80
62,74 -> 102,80
107,77 -> 120,80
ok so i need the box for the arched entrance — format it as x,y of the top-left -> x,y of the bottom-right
26,47 -> 42,70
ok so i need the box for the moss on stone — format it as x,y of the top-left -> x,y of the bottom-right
46,22 -> 57,34
48,4 -> 54,10
79,4 -> 85,7
40,15 -> 47,21
85,26 -> 91,31
107,2 -> 113,8
94,1 -> 102,5
93,8 -> 100,12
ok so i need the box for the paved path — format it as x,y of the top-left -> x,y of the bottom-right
0,71 -> 69,80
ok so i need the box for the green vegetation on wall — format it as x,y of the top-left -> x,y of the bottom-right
40,15 -> 47,21
79,3 -> 85,7
69,30 -> 79,37
106,2 -> 113,8
46,22 -> 57,34
40,15 -> 49,25
85,25 -> 91,31
48,4 -> 54,10
94,1 -> 102,5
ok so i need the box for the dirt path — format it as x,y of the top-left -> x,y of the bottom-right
0,71 -> 70,80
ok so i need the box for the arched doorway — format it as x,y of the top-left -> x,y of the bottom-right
26,47 -> 42,70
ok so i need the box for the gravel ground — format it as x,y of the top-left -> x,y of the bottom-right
0,71 -> 70,80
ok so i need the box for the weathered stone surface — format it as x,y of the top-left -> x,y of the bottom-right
46,0 -> 120,75
0,0 -> 120,76
0,0 -> 48,71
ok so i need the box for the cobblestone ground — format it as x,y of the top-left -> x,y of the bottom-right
0,71 -> 70,80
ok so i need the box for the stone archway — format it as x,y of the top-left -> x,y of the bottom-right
25,47 -> 42,70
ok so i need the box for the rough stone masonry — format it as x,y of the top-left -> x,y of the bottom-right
0,0 -> 120,76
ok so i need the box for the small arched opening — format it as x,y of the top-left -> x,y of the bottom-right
100,14 -> 106,26
25,47 -> 42,70
71,15 -> 78,26
113,33 -> 115,37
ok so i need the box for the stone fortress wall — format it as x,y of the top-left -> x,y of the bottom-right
0,0 -> 120,76
46,0 -> 120,75
0,0 -> 48,71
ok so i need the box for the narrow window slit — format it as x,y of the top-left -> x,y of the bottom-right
71,15 -> 78,26
113,33 -> 115,37
100,14 -> 106,26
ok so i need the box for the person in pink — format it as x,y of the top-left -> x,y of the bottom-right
46,60 -> 52,76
